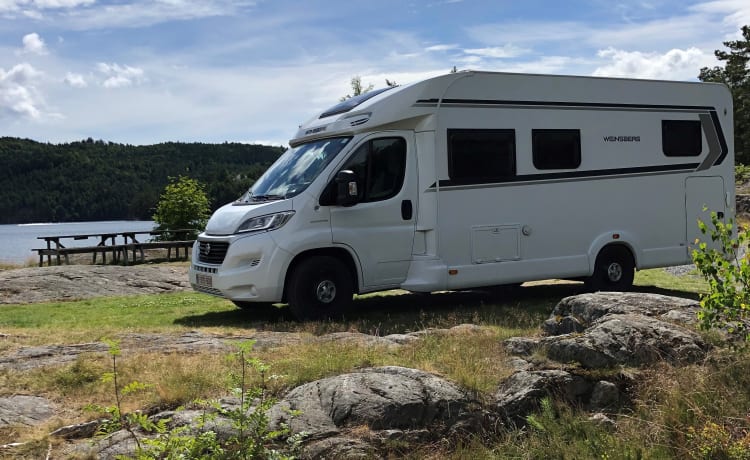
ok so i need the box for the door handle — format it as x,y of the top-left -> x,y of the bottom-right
401,200 -> 413,220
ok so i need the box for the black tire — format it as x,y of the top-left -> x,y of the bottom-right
287,256 -> 354,320
586,245 -> 635,292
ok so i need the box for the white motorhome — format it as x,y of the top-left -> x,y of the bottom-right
189,71 -> 734,319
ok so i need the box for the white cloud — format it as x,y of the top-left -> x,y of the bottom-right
464,45 -> 528,59
0,62 -> 44,119
0,0 -> 94,13
495,56 -> 589,75
464,5 -> 745,57
59,0 -> 255,29
467,21 -> 587,48
1,62 -> 41,83
96,63 -> 145,88
21,32 -> 47,54
1,0 -> 252,27
64,71 -> 86,87
35,0 -> 95,6
2,0 -> 746,146
425,44 -> 459,52
592,47 -> 712,80
690,0 -> 750,30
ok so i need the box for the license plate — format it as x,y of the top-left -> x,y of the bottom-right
196,273 -> 213,288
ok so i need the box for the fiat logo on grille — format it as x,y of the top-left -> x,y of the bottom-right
200,243 -> 211,257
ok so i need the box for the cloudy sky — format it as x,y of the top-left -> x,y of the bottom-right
1,0 -> 749,146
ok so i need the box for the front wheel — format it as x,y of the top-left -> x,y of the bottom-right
586,245 -> 635,292
287,256 -> 354,320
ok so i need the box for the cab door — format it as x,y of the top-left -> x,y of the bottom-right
329,132 -> 417,288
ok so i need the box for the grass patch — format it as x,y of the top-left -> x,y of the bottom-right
0,283 -> 562,344
0,270 -> 701,345
399,349 -> 750,459
396,328 -> 516,395
0,292 -> 235,344
0,273 -> 722,458
635,268 -> 707,295
263,341 -> 393,392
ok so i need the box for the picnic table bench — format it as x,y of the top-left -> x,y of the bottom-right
33,229 -> 195,266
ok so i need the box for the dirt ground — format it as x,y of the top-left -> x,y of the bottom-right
0,263 -> 191,304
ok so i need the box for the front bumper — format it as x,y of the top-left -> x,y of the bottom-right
188,232 -> 290,303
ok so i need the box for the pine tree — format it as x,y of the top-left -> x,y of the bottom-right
699,25 -> 750,164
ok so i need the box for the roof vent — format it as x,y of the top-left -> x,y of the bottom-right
349,116 -> 370,127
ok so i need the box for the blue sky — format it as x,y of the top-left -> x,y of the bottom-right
1,0 -> 748,146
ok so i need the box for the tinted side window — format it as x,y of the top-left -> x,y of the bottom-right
532,129 -> 581,169
367,138 -> 406,201
662,120 -> 702,157
340,137 -> 407,203
448,129 -> 516,183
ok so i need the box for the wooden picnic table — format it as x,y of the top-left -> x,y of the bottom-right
120,229 -> 195,264
34,229 -> 196,266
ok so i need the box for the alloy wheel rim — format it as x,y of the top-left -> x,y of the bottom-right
607,262 -> 623,282
316,280 -> 336,304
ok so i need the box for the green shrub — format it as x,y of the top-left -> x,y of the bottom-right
53,357 -> 102,392
89,339 -> 303,459
152,175 -> 211,239
687,421 -> 750,460
737,164 -> 750,185
692,212 -> 750,344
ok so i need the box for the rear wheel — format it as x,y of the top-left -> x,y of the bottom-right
287,256 -> 354,320
586,245 -> 635,292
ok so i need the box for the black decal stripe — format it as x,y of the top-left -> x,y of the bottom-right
710,110 -> 729,166
440,99 -> 715,111
698,113 -> 722,171
427,163 -> 700,190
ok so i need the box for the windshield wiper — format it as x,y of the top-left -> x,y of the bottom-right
250,194 -> 285,202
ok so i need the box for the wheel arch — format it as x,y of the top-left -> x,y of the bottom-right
282,247 -> 360,303
587,232 -> 640,275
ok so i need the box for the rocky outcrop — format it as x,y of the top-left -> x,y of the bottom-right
268,366 -> 479,440
0,265 -> 190,304
541,292 -> 699,336
544,313 -> 707,368
494,370 -> 589,426
13,292 -> 710,459
0,396 -> 55,427
538,292 -> 707,368
68,366 -> 481,459
493,291 -> 708,430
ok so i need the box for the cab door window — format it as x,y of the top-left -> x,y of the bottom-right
342,137 -> 407,202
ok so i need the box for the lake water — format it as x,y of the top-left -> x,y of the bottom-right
0,221 -> 156,265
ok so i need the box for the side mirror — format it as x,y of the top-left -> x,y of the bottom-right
335,170 -> 360,207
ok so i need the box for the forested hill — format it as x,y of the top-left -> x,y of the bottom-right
0,137 -> 284,224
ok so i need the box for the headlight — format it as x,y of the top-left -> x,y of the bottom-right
236,211 -> 295,234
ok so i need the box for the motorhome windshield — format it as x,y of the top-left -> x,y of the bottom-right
238,137 -> 352,203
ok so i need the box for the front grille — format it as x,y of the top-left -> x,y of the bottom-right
192,264 -> 217,274
191,284 -> 224,297
197,241 -> 229,264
